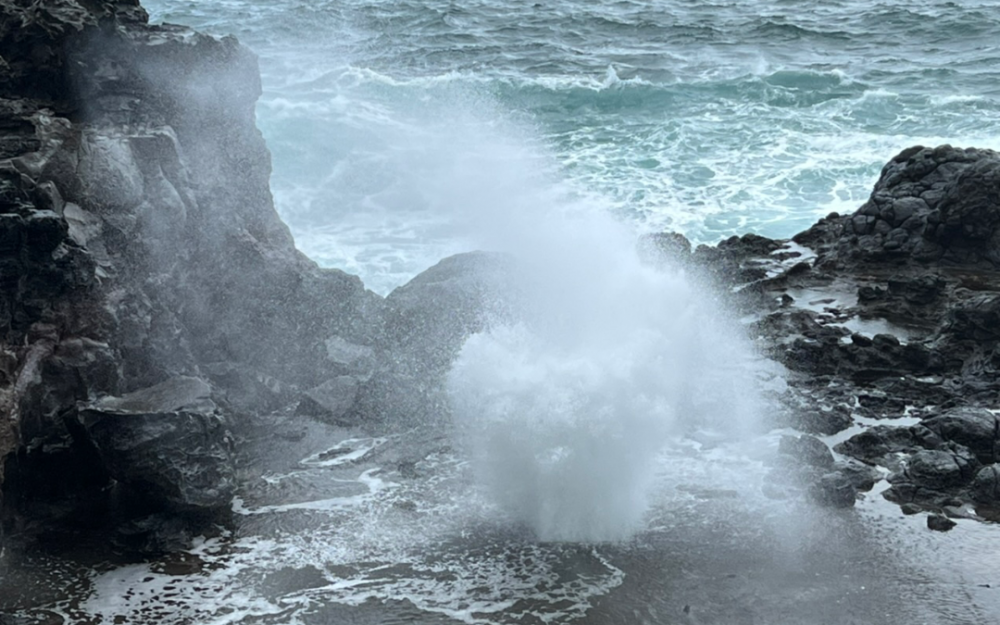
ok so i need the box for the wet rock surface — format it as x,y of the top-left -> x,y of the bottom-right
2,0 -> 1000,564
77,376 -> 235,512
0,0 -> 383,537
676,144 -> 1000,520
0,0 -> 517,542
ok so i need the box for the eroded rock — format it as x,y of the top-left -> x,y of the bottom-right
76,377 -> 234,512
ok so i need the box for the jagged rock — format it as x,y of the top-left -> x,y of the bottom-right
885,447 -> 980,507
324,336 -> 376,377
636,231 -> 692,267
354,251 -> 517,424
0,0 -> 385,527
795,405 -> 853,436
897,448 -> 979,490
297,376 -> 360,422
834,458 -> 880,492
76,376 -> 234,512
112,513 -> 194,554
808,471 -> 857,508
945,294 -> 1000,342
834,425 -> 944,466
927,514 -> 957,532
816,145 -> 1000,266
693,233 -> 780,287
970,465 -> 1000,504
381,251 -> 517,368
778,434 -> 834,469
922,407 -> 1000,465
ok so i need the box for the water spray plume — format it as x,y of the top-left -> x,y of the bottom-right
444,123 -> 764,542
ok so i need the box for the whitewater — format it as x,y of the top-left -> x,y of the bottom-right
2,1 -> 999,624
146,0 -> 1000,294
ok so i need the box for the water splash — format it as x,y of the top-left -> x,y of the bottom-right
445,135 -> 764,541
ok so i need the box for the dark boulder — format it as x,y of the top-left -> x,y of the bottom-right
808,471 -> 857,508
830,145 -> 1000,266
834,459 -> 880,492
834,425 -> 944,466
922,407 -> 1000,465
927,514 -> 957,532
970,464 -> 1000,504
885,446 -> 980,506
778,434 -> 834,469
896,448 -> 979,491
76,377 -> 234,512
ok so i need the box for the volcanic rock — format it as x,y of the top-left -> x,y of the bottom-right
778,434 -> 835,469
884,446 -> 980,507
834,425 -> 944,467
354,251 -> 518,424
808,471 -> 857,508
927,514 -> 957,532
970,465 -> 1000,504
922,407 -> 1000,465
0,0 -> 379,530
76,377 -> 234,512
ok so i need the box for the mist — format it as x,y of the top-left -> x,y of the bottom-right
441,111 -> 766,542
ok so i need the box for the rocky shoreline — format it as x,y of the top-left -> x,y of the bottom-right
649,143 -> 1000,526
1,0 -> 999,560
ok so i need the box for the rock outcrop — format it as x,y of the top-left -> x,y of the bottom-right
4,0 -> 1000,549
0,0 -> 381,532
77,376 -> 234,512
654,144 -> 1000,520
0,0 -> 513,538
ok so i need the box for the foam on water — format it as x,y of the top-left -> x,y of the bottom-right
145,0 -> 1000,294
19,2 -> 998,622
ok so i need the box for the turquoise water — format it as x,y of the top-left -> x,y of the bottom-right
145,0 -> 1000,293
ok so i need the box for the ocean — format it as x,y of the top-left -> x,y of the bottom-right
146,0 -> 1000,295
4,2 -> 998,624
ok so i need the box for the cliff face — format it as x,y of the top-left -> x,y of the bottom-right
0,0 -> 382,523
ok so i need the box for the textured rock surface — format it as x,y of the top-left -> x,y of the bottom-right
353,251 -> 518,425
659,145 -> 1000,519
77,376 -> 234,511
797,145 -> 1000,267
0,0 -> 379,528
4,0 -> 1000,547
0,0 -> 521,533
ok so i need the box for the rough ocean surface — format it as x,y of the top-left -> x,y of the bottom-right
143,0 -> 1000,294
2,1 -> 1000,625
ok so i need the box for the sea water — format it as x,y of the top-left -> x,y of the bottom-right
2,2 -> 999,623
145,0 -> 1000,295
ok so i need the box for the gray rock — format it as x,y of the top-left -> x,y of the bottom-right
299,376 -> 360,422
922,407 -> 1000,465
834,458 -> 880,492
778,434 -> 834,469
0,0 -> 382,527
970,464 -> 1000,504
927,514 -> 956,532
834,425 -> 944,465
325,336 -> 376,376
77,377 -> 235,512
636,231 -> 692,267
356,251 -> 518,423
900,503 -> 922,515
889,447 -> 979,492
808,471 -> 857,508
